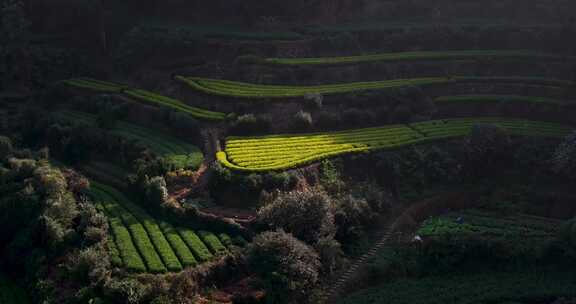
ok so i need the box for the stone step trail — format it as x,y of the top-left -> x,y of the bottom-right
324,229 -> 404,303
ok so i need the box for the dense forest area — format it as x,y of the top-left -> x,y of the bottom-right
2,0 -> 576,303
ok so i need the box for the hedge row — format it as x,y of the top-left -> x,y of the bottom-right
89,190 -> 147,272
417,210 -> 563,239
218,117 -> 573,172
176,75 -> 574,99
199,231 -> 229,256
264,49 -> 573,66
89,183 -> 237,272
92,185 -> 167,273
61,78 -> 226,121
98,184 -> 183,272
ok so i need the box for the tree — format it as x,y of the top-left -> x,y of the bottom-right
145,176 -> 169,207
551,131 -> 576,178
247,231 -> 321,303
256,190 -> 336,245
334,195 -> 376,243
0,135 -> 13,160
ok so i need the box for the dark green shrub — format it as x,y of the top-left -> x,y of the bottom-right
229,114 -> 271,136
290,110 -> 313,132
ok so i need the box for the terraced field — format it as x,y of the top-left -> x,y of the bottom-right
218,118 -> 572,172
264,50 -> 572,66
417,209 -> 564,240
338,269 -> 576,304
435,94 -> 566,106
55,111 -> 204,170
176,76 -> 573,99
88,182 -> 232,273
0,274 -> 29,304
61,78 -> 226,121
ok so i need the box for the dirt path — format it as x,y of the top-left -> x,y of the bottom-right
324,223 -> 400,304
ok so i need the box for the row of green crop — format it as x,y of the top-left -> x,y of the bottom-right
176,75 -> 574,99
416,213 -> 560,239
61,78 -> 226,121
88,182 -> 231,273
55,111 -> 204,170
338,269 -> 576,304
435,94 -> 565,106
263,49 -> 574,66
218,118 -> 573,172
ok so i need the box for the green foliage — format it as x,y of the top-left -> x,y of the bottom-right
144,176 -> 169,207
89,183 -> 231,272
218,118 -> 571,172
229,114 -> 271,136
177,76 -> 573,99
248,231 -> 321,303
334,195 -> 377,244
291,110 -> 313,132
0,136 -> 13,160
257,190 -> 336,245
551,131 -> 576,178
177,228 -> 213,262
198,231 -> 228,256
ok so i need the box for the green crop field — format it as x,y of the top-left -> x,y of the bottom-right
55,111 -> 204,170
417,209 -> 564,240
264,50 -> 572,66
435,94 -> 566,106
61,78 -> 227,121
0,274 -> 29,304
218,118 -> 572,172
176,76 -> 573,99
88,182 -> 232,273
338,269 -> 576,304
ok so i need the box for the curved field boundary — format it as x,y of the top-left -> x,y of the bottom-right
435,95 -> 566,106
218,118 -> 572,172
264,50 -> 574,66
176,76 -> 574,99
55,110 -> 204,170
60,78 -> 226,121
88,182 -> 231,273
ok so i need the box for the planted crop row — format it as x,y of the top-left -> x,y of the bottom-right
264,49 -> 573,66
61,78 -> 226,121
219,117 -> 572,172
417,215 -> 560,239
89,183 -> 235,273
177,75 -> 573,99
90,185 -> 167,273
56,111 -> 204,170
435,94 -> 565,106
